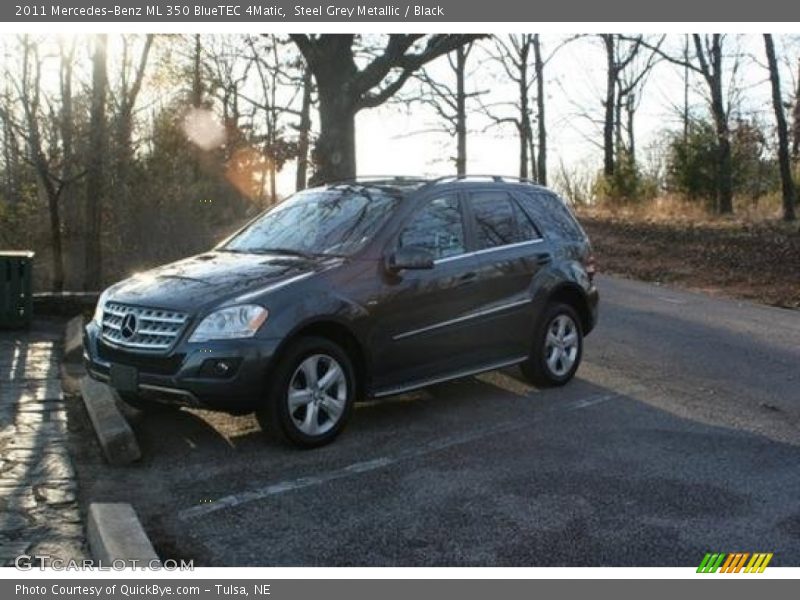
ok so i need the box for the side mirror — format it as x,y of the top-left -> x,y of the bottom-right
387,247 -> 435,273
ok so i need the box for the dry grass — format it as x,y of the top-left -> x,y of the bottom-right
580,193 -> 789,225
576,195 -> 800,310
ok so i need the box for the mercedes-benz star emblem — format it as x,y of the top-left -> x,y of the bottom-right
120,313 -> 138,339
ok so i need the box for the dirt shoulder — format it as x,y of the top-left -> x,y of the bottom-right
576,209 -> 800,310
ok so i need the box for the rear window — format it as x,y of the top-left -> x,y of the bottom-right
516,192 -> 585,241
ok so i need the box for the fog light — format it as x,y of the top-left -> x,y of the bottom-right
199,358 -> 241,378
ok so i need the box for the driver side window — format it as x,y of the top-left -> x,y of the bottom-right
399,195 -> 466,260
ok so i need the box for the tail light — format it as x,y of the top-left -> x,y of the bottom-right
585,254 -> 596,283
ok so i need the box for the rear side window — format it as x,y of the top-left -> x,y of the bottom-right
469,191 -> 541,249
517,192 -> 585,241
399,195 -> 465,259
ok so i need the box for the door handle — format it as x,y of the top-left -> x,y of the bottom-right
456,272 -> 477,286
535,252 -> 552,265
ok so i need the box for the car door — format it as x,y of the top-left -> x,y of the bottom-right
367,193 -> 484,391
461,189 -> 550,362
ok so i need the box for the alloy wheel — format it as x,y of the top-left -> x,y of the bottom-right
544,313 -> 579,377
287,354 -> 348,436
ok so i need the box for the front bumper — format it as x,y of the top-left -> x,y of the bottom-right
83,320 -> 280,413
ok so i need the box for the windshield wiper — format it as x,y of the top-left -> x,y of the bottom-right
221,246 -> 347,260
255,247 -> 320,260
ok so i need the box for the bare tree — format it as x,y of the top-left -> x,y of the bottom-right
640,34 -> 737,214
763,34 -> 796,221
482,34 -> 560,183
484,35 -> 536,179
112,35 -> 154,181
14,37 -> 68,290
85,34 -> 108,290
289,34 -> 482,183
616,36 -> 663,165
410,41 -> 480,176
599,35 -> 662,177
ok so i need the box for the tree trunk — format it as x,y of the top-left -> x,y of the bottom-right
533,34 -> 547,186
627,93 -> 636,162
792,58 -> 800,163
764,34 -> 797,221
192,34 -> 203,107
518,122 -> 529,180
455,45 -> 467,177
528,135 -> 537,183
712,110 -> 733,215
694,35 -> 733,215
59,42 -> 79,290
311,83 -> 357,184
269,161 -> 277,206
3,100 -> 19,203
602,36 -> 616,178
85,34 -> 107,290
517,41 -> 531,180
614,81 -> 623,157
295,66 -> 312,191
42,176 -> 64,292
709,83 -> 733,214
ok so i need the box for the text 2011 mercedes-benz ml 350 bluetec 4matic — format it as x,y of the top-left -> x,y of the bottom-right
84,176 -> 599,448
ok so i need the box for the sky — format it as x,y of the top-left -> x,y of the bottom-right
352,34 -> 798,194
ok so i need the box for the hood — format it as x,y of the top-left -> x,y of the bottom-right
106,251 -> 329,312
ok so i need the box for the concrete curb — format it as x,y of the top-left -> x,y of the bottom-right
87,503 -> 159,566
60,362 -> 84,395
63,314 -> 85,364
79,377 -> 142,466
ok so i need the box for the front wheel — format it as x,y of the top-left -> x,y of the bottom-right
521,303 -> 583,387
257,337 -> 355,448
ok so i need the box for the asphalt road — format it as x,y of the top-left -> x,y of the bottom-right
68,275 -> 800,566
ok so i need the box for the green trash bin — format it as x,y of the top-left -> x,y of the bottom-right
0,251 -> 35,329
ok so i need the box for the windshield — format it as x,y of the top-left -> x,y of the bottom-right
222,187 -> 400,257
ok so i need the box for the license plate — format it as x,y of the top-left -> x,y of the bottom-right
109,363 -> 138,393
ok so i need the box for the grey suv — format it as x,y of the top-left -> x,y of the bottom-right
84,176 -> 598,447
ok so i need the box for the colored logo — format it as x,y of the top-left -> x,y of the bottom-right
697,552 -> 773,573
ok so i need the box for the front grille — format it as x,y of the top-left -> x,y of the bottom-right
101,302 -> 189,351
97,341 -> 186,375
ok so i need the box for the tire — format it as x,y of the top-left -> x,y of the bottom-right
256,336 -> 356,448
117,392 -> 180,413
521,302 -> 583,387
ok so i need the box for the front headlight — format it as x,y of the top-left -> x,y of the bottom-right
188,305 -> 268,343
92,289 -> 110,325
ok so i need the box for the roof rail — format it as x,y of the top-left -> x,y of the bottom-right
422,174 -> 545,187
314,174 -> 549,194
323,175 -> 432,187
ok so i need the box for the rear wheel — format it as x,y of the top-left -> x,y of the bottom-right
521,303 -> 583,387
257,336 -> 355,448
